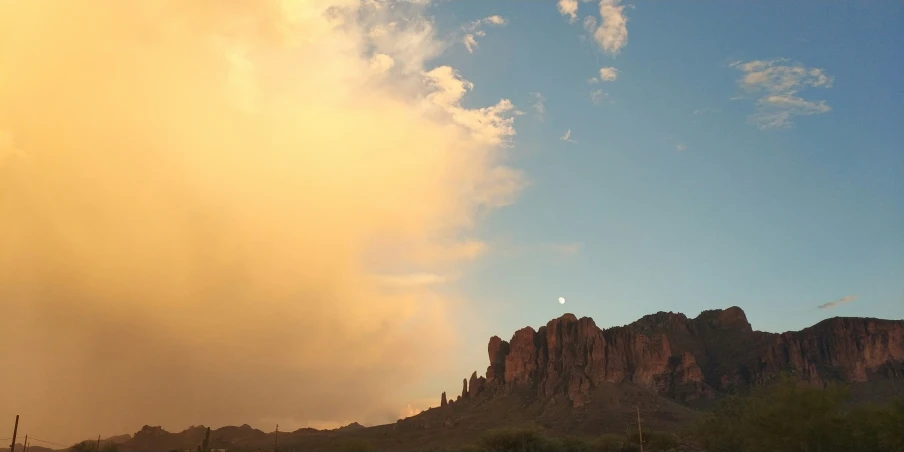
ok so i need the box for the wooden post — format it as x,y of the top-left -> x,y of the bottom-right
273,425 -> 278,452
9,415 -> 18,452
21,436 -> 26,452
95,435 -> 100,452
636,406 -> 644,452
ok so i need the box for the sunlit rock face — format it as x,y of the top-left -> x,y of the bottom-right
443,307 -> 904,407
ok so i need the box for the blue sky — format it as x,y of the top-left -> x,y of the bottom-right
420,0 -> 904,383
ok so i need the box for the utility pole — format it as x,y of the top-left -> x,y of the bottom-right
21,436 -> 26,452
636,406 -> 644,452
273,425 -> 278,452
95,435 -> 100,452
9,415 -> 18,452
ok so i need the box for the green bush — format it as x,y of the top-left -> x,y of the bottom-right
595,434 -> 637,452
549,436 -> 594,452
624,430 -> 678,451
479,428 -> 552,452
688,374 -> 904,452
334,439 -> 376,452
476,428 -> 681,452
447,445 -> 484,452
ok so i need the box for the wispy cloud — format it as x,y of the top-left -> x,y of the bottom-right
462,33 -> 481,54
462,15 -> 507,53
692,107 -> 721,115
589,66 -> 618,83
730,59 -> 833,130
817,295 -> 858,310
530,92 -> 546,120
675,143 -> 687,152
493,241 -> 584,260
544,242 -> 584,257
464,15 -> 508,31
375,273 -> 458,287
590,89 -> 607,104
557,0 -> 579,24
560,129 -> 577,143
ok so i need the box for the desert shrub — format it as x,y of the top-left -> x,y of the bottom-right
841,399 -> 904,452
688,374 -> 904,452
479,428 -> 554,452
549,436 -> 594,452
70,441 -> 117,452
334,438 -> 376,452
447,445 -> 484,452
624,430 -> 678,451
594,434 -> 636,452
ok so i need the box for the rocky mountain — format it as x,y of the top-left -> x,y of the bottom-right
36,307 -> 903,452
440,306 -> 904,409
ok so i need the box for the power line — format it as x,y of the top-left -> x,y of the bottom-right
21,437 -> 69,448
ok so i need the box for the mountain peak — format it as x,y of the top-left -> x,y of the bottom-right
440,306 -> 903,408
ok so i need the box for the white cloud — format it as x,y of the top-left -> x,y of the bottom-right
675,143 -> 687,152
590,89 -> 607,104
484,15 -> 507,26
557,0 -> 579,24
591,0 -> 629,56
530,92 -> 546,120
461,15 -> 507,53
590,66 -> 618,83
730,59 -> 833,129
369,53 -> 395,74
560,129 -> 577,143
423,66 -> 519,147
598,66 -> 619,81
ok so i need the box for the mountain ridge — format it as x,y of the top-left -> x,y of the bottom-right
30,306 -> 903,452
441,306 -> 904,409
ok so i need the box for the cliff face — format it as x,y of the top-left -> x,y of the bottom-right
447,307 -> 904,408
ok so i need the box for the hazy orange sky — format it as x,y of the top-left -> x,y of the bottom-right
0,0 -> 525,442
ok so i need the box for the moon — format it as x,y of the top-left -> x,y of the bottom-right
558,297 -> 566,304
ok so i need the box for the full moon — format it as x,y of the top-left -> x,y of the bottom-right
558,297 -> 566,304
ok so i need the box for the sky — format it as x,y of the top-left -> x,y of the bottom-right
0,0 -> 902,445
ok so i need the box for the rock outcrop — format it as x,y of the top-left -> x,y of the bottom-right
441,307 -> 904,408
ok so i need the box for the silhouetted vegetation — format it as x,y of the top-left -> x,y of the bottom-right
688,375 -> 904,452
476,428 -> 678,452
479,428 -> 549,452
69,441 -> 118,452
335,438 -> 377,452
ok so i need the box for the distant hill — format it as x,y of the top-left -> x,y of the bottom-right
11,444 -> 57,452
51,306 -> 904,451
